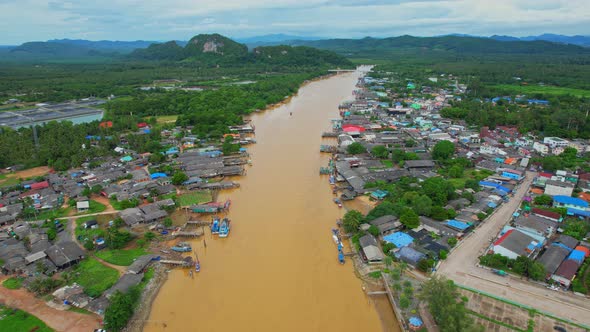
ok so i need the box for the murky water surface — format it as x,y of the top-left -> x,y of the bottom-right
146,70 -> 399,332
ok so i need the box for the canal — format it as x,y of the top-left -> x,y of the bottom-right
145,68 -> 400,332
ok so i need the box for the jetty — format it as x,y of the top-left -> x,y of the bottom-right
322,132 -> 338,138
185,220 -> 210,227
159,257 -> 194,268
172,229 -> 204,238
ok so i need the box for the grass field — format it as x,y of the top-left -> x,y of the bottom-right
493,84 -> 590,98
76,200 -> 106,215
153,115 -> 178,124
95,248 -> 149,266
177,191 -> 212,207
71,258 -> 119,297
2,277 -> 24,289
27,207 -> 72,221
380,160 -> 394,168
0,305 -> 54,332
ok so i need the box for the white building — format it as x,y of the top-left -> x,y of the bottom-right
544,180 -> 575,197
533,142 -> 549,155
543,137 -> 569,148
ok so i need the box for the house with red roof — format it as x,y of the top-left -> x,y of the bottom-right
531,208 -> 561,222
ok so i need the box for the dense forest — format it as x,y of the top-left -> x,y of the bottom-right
129,34 -> 353,68
290,35 -> 590,59
0,35 -> 349,170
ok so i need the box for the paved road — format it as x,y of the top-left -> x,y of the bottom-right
437,172 -> 590,327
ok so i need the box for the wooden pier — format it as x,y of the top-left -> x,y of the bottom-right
185,220 -> 210,227
159,260 -> 193,267
173,229 -> 204,238
322,132 -> 339,137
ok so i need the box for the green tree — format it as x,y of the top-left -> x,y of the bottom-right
420,276 -> 481,332
104,288 -> 141,332
399,295 -> 410,309
422,177 -> 453,206
541,155 -> 563,172
391,149 -> 406,164
412,195 -> 433,216
163,217 -> 173,228
144,231 -> 156,241
171,171 -> 188,185
439,250 -> 448,260
432,140 -> 455,160
447,237 -> 458,248
222,136 -> 241,155
431,206 -> 449,221
371,145 -> 389,159
562,218 -> 590,240
400,209 -> 420,229
533,194 -> 552,206
464,179 -> 480,191
404,139 -> 416,147
368,225 -> 380,237
347,142 -> 366,155
448,165 -> 464,178
343,210 -> 364,233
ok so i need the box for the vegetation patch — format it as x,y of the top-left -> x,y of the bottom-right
177,191 -> 212,207
492,84 -> 590,98
0,305 -> 54,332
95,248 -> 149,266
76,200 -> 106,215
2,277 -> 24,289
70,258 -> 119,297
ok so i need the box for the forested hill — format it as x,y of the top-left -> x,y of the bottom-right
129,34 -> 352,67
7,42 -> 118,60
286,35 -> 590,59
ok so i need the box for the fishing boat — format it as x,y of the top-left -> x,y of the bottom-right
211,217 -> 220,235
333,198 -> 342,208
219,218 -> 230,238
338,251 -> 345,264
171,242 -> 192,252
194,250 -> 201,272
329,175 -> 335,184
332,228 -> 341,245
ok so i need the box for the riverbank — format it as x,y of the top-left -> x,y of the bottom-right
127,265 -> 168,332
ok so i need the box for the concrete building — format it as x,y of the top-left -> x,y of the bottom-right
544,180 -> 575,197
492,229 -> 539,260
543,137 -> 569,148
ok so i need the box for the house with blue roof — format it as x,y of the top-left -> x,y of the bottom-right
567,208 -> 590,218
383,232 -> 414,248
553,196 -> 589,211
445,220 -> 471,232
394,246 -> 425,266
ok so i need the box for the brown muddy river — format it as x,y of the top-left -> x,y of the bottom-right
145,68 -> 399,332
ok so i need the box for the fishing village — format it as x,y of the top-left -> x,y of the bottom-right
1,64 -> 590,332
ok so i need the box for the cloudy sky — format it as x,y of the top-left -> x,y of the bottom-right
1,0 -> 589,44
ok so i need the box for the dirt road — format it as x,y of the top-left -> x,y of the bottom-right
0,277 -> 101,332
437,172 -> 590,327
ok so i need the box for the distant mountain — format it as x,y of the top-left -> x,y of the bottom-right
235,34 -> 323,47
285,35 -> 590,59
48,39 -> 157,53
490,34 -> 590,47
129,33 -> 352,67
8,41 -> 115,60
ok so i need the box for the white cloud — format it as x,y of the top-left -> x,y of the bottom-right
0,0 -> 588,44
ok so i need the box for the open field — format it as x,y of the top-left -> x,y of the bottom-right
71,257 -> 119,297
2,277 -> 24,289
493,84 -> 590,98
461,288 -> 588,332
0,305 -> 54,332
95,248 -> 149,266
177,190 -> 212,206
153,115 -> 178,124
0,166 -> 51,187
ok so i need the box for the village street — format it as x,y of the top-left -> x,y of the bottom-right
437,172 -> 590,327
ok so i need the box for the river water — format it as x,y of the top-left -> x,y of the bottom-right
145,68 -> 399,332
